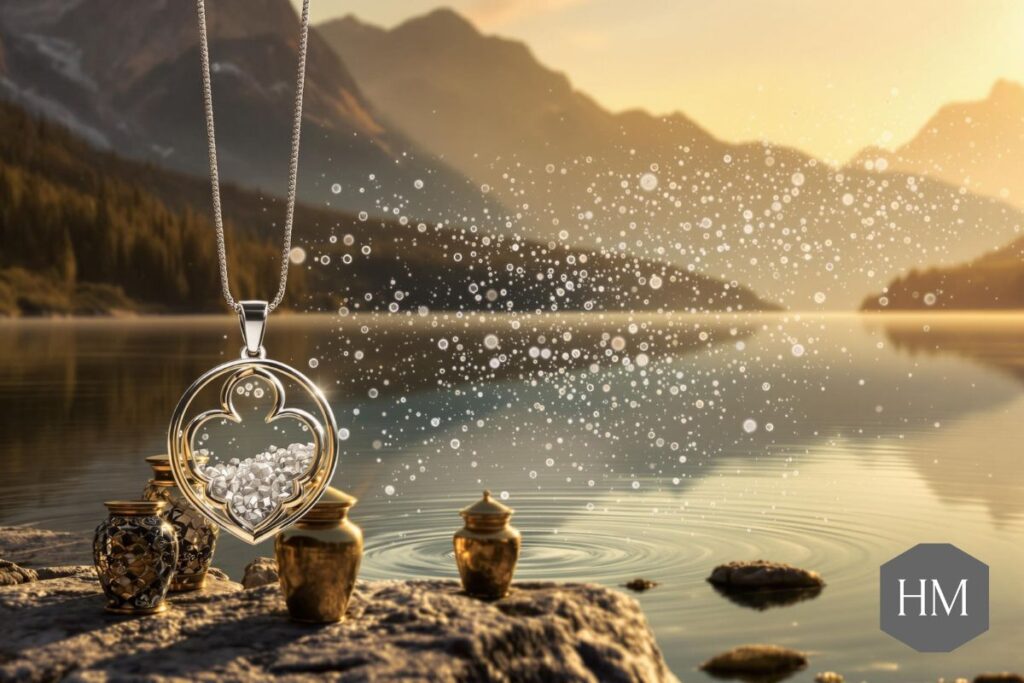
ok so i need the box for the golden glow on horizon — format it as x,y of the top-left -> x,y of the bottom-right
301,0 -> 1024,161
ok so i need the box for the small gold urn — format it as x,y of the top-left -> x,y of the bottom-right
453,490 -> 521,599
142,454 -> 219,592
93,500 -> 178,615
275,487 -> 363,623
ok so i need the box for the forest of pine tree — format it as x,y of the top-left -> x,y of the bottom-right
0,101 -> 301,314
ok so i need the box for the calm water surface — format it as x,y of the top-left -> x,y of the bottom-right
1,312 -> 1022,681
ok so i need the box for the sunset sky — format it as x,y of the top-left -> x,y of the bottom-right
300,1 -> 1024,162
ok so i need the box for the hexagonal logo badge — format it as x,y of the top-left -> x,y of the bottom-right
880,543 -> 989,652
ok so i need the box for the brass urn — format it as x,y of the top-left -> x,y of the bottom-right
275,487 -> 363,623
93,500 -> 178,615
453,490 -> 521,599
142,454 -> 219,591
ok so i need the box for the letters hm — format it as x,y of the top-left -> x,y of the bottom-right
897,578 -> 969,617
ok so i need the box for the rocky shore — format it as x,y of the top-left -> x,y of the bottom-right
0,526 -> 678,683
5,527 -> 1019,683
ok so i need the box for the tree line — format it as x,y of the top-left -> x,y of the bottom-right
0,101 -> 304,314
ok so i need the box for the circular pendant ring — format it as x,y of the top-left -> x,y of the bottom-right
168,303 -> 338,545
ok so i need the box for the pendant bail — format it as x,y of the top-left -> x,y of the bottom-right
238,300 -> 269,358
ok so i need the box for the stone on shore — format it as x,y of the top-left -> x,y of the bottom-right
816,672 -> 845,683
975,675 -> 1024,683
0,559 -> 37,585
624,577 -> 658,592
701,644 -> 808,679
242,556 -> 279,588
0,557 -> 678,682
708,560 -> 824,590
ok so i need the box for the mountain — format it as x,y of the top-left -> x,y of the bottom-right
862,234 -> 1024,311
318,8 -> 711,188
319,10 -> 1024,309
0,0 -> 494,218
0,98 -> 773,316
852,80 -> 1024,210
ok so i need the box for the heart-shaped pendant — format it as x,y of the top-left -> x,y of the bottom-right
168,302 -> 338,544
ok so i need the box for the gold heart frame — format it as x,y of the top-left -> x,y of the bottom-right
168,358 -> 338,545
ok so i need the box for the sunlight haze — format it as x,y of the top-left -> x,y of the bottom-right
300,0 -> 1024,161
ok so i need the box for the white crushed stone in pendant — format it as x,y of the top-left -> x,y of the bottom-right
197,442 -> 314,528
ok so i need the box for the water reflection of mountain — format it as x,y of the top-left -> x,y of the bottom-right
871,314 -> 1024,522
878,314 -> 1024,382
0,314 -> 749,519
345,313 -> 1024,530
903,397 -> 1024,524
5,314 -> 1024,531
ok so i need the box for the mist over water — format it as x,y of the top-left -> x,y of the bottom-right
1,313 -> 1022,680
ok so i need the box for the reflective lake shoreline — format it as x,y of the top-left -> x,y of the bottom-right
2,312 -> 1023,681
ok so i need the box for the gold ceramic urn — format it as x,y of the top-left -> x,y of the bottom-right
142,454 -> 219,591
274,487 -> 363,623
93,500 -> 178,615
453,490 -> 521,599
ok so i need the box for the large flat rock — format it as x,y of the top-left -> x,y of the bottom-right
0,556 -> 677,682
0,574 -> 675,682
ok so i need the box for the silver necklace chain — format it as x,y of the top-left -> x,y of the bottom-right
195,0 -> 311,313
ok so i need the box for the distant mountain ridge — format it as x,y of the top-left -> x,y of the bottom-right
863,234 -> 1024,311
0,0 -> 495,218
4,2 -> 1023,310
318,9 -> 713,183
0,98 -> 773,316
852,80 -> 1024,209
319,9 -> 1024,309
854,80 -> 1024,310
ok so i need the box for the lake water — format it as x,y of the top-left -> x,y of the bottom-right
1,312 -> 1022,681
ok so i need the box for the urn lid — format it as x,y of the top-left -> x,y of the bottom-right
300,486 -> 357,523
146,454 -> 171,472
145,454 -> 176,485
105,500 -> 167,516
149,453 -> 209,478
460,490 -> 513,519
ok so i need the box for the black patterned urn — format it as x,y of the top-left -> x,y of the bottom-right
142,454 -> 219,591
93,500 -> 178,615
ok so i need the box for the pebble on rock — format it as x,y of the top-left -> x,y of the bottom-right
207,567 -> 231,582
700,644 -> 808,677
242,557 -> 279,589
0,559 -> 38,586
